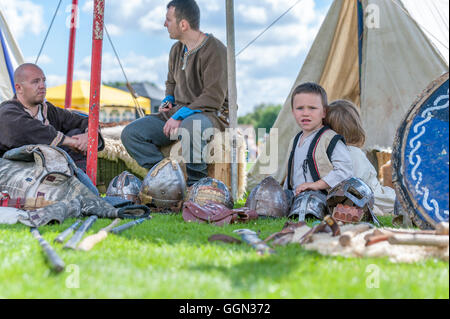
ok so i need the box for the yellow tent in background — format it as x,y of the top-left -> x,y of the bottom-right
46,80 -> 151,122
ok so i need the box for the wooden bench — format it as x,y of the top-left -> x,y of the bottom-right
97,131 -> 247,199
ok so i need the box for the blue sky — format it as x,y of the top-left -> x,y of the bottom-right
0,0 -> 332,115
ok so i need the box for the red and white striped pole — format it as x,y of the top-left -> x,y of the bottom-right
64,0 -> 78,109
86,0 -> 105,184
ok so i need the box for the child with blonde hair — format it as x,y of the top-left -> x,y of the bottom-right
326,99 -> 396,215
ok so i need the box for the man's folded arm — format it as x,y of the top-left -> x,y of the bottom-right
0,107 -> 66,148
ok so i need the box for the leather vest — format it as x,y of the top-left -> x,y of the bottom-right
287,126 -> 345,191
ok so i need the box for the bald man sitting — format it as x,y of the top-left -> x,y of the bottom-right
0,63 -> 103,171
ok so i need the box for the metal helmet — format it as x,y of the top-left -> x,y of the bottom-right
187,177 -> 234,209
326,177 -> 380,225
106,171 -> 142,204
245,176 -> 289,218
288,190 -> 327,221
139,158 -> 187,209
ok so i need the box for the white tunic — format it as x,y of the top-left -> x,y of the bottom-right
348,146 -> 396,215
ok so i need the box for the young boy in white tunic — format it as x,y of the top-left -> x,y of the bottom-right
282,83 -> 353,196
326,99 -> 396,215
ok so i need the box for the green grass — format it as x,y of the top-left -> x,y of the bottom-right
0,211 -> 448,299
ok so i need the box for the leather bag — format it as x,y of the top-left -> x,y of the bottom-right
182,201 -> 258,226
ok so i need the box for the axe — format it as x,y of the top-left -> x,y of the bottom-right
77,218 -> 121,251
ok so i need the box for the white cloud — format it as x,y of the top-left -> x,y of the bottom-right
138,6 -> 166,32
202,1 -> 221,13
46,74 -> 66,88
24,54 -> 52,65
73,52 -> 169,86
105,24 -> 122,36
0,0 -> 45,39
81,0 -> 93,13
82,0 -> 168,34
236,72 -> 293,116
237,4 -> 268,24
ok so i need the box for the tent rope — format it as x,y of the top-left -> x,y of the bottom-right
104,25 -> 145,118
35,0 -> 62,64
390,0 -> 449,52
430,1 -> 449,32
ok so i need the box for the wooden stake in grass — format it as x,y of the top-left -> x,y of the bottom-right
388,234 -> 449,247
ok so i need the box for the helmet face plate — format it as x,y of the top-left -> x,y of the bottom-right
289,190 -> 327,221
245,177 -> 289,218
327,177 -> 380,225
106,171 -> 142,204
139,158 -> 187,209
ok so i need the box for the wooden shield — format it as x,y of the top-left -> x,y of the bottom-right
392,73 -> 449,229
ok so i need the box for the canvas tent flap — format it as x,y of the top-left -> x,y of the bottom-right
46,80 -> 151,114
0,10 -> 24,102
400,0 -> 449,65
319,0 -> 360,105
360,0 -> 448,148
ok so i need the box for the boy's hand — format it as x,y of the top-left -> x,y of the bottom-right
295,183 -> 316,195
295,180 -> 329,195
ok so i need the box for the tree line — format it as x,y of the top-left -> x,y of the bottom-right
238,103 -> 282,133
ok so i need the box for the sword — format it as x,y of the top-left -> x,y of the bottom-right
233,229 -> 275,255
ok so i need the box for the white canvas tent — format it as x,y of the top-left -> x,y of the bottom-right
247,0 -> 449,190
0,10 -> 24,102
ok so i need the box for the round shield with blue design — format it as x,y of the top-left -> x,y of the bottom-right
392,73 -> 449,229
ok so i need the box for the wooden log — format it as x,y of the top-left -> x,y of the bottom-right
388,234 -> 449,247
435,222 -> 449,235
365,234 -> 391,246
380,160 -> 394,188
339,224 -> 371,247
376,151 -> 391,182
382,228 -> 436,235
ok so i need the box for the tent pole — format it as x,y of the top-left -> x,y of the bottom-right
226,0 -> 238,201
64,0 -> 78,109
86,0 -> 105,184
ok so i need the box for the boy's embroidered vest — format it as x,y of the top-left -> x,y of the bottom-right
287,126 -> 345,191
